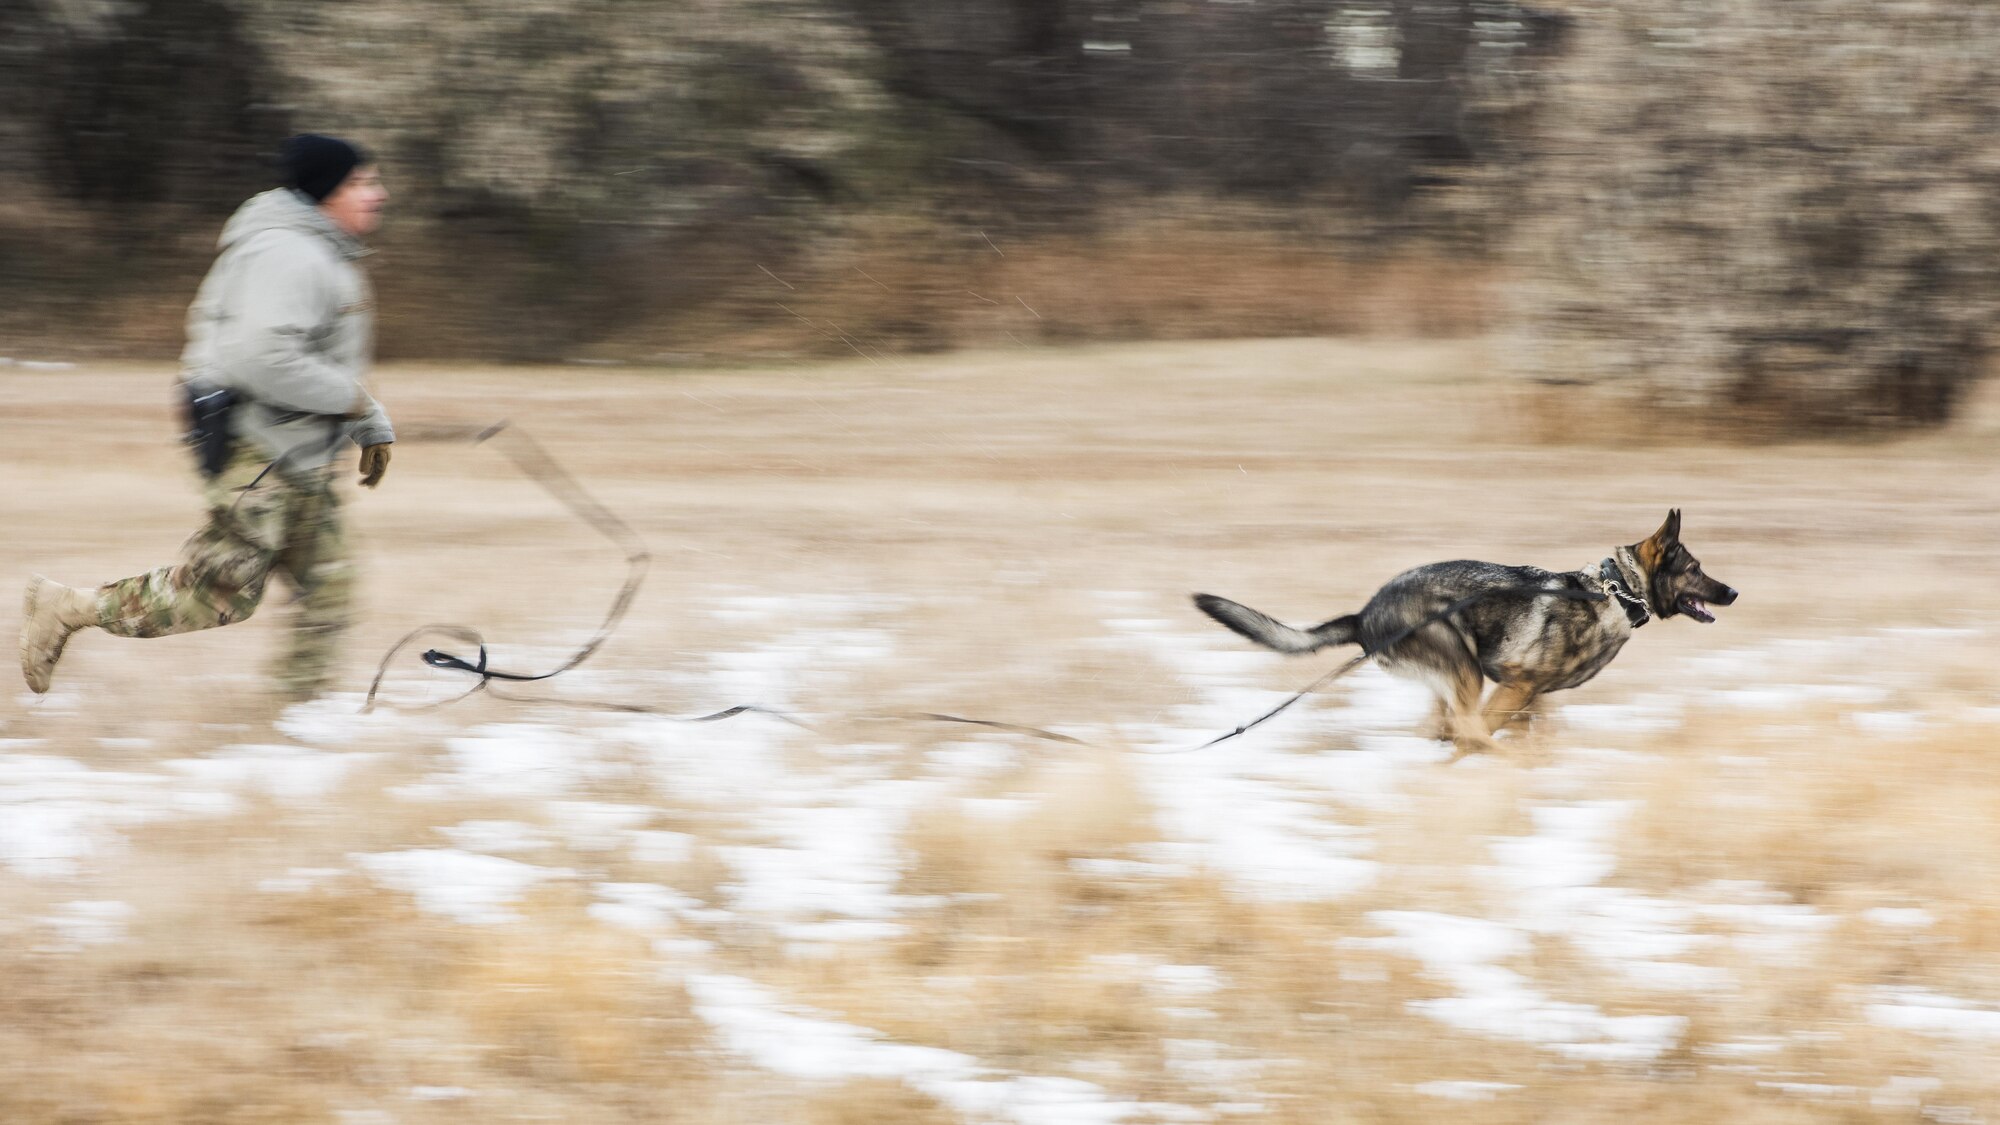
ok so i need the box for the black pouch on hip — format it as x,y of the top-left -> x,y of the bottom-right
178,381 -> 238,477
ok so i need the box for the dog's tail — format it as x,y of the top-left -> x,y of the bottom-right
1192,593 -> 1359,654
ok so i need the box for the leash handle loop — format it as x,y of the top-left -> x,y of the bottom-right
365,421 -> 646,711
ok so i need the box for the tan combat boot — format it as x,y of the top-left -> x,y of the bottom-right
21,575 -> 102,694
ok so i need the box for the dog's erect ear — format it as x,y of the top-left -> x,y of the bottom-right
1634,509 -> 1681,570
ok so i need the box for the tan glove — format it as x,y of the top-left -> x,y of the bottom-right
358,443 -> 392,489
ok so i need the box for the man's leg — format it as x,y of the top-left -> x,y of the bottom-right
21,452 -> 284,694
98,454 -> 289,640
269,477 -> 352,701
97,516 -> 278,639
23,505 -> 280,693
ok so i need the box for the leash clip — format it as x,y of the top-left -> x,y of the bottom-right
420,646 -> 490,676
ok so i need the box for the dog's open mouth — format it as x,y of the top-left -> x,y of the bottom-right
1678,594 -> 1717,623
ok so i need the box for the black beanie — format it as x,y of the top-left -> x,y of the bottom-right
281,134 -> 371,202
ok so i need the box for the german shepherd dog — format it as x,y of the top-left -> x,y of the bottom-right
1193,511 -> 1738,757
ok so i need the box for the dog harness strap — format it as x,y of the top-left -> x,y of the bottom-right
1598,556 -> 1651,628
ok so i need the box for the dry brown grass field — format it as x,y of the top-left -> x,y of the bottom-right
4,338 -> 2000,1123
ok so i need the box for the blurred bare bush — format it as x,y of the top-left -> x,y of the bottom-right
1496,1 -> 2000,432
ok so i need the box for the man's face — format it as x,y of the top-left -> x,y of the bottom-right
320,165 -> 387,238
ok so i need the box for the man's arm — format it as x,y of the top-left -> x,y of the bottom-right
346,391 -> 395,448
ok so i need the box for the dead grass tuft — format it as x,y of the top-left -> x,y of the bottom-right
1619,714 -> 2000,916
802,1078 -> 958,1125
451,906 -> 703,1085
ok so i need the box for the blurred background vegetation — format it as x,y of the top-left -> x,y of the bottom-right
5,0 -> 1998,431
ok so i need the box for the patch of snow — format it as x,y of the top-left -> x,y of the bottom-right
1070,857 -> 1192,880
1150,964 -> 1226,998
1414,1081 -> 1520,1101
630,829 -> 696,864
1105,620 -> 1446,901
1879,627 -> 1980,639
1847,710 -> 1925,737
163,743 -> 374,800
962,796 -> 1035,820
544,800 -> 654,851
393,724 -> 608,801
614,706 -> 801,806
705,591 -> 905,627
589,882 -> 702,932
707,595 -> 795,624
1489,802 -> 1725,990
17,686 -> 85,712
1681,649 -> 1773,681
687,973 -> 1199,1124
1707,685 -> 1884,710
258,866 -> 346,894
1100,616 -> 1177,634
0,801 -> 108,878
1162,1038 -> 1272,1091
38,900 -> 134,948
1359,910 -> 1687,1061
590,608 -> 1023,940
1704,684 -> 1816,708
436,820 -> 550,854
1692,900 -> 1835,956
717,778 -> 947,922
1486,807 -> 1838,995
1867,988 -> 2000,1040
926,740 -> 1023,780
1558,700 -> 1680,734
702,628 -> 893,703
0,753 -> 231,877
353,848 -> 570,925
1865,907 -> 1935,929
780,919 -> 907,943
1872,1076 -> 1944,1109
652,937 -> 716,960
817,740 -> 900,762
276,693 -> 424,746
1757,1082 -> 1858,1100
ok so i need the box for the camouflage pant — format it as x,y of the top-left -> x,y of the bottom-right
97,447 -> 353,698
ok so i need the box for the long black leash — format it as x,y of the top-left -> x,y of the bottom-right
364,423 -> 1094,737
363,423 -> 1606,752
363,424 -> 881,733
363,422 -> 652,713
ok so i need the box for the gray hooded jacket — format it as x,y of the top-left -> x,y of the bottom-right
181,188 -> 394,470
